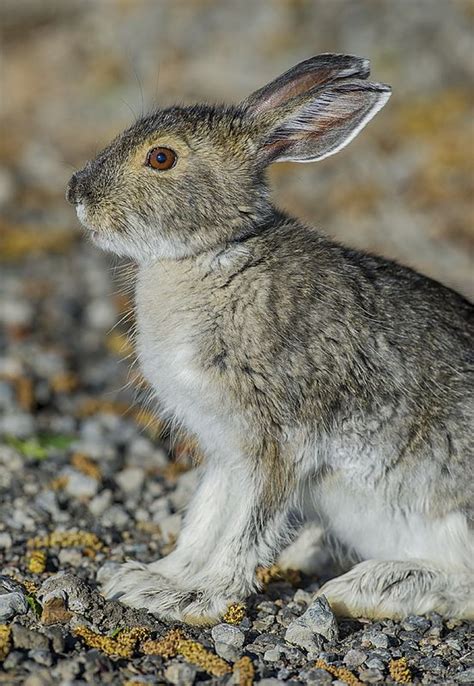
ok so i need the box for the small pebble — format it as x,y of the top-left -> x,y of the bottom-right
343,648 -> 367,668
211,622 -> 245,661
165,660 -> 197,686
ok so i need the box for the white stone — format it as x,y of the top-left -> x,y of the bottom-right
115,466 -> 145,493
64,469 -> 99,499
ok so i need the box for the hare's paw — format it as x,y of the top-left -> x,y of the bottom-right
318,559 -> 474,620
100,561 -> 236,624
180,592 -> 238,626
101,561 -> 186,614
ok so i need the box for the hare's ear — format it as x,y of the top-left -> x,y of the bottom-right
242,55 -> 391,164
242,53 -> 371,116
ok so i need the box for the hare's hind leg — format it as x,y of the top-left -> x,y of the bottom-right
318,559 -> 474,619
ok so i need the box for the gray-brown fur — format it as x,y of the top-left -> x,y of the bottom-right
67,53 -> 474,622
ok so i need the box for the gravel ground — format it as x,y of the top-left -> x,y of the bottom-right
1,1 -> 473,684
1,240 -> 473,685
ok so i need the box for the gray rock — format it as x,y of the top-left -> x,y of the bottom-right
253,616 -> 275,632
115,466 -> 145,493
34,490 -> 68,522
23,673 -> 51,686
0,576 -> 25,594
457,668 -> 474,683
88,488 -> 113,516
165,660 -> 197,685
43,626 -> 66,654
0,591 -> 28,621
343,648 -> 367,668
52,658 -> 83,682
159,512 -> 182,541
359,668 -> 384,683
300,669 -> 333,686
150,496 -> 173,522
28,649 -> 54,667
419,656 -> 445,673
285,596 -> 338,654
38,572 -> 98,614
0,532 -> 12,549
366,657 -> 385,671
293,589 -> 312,605
362,630 -> 389,649
2,650 -> 23,670
0,412 -> 35,438
63,468 -> 99,499
11,624 -> 50,651
101,504 -> 130,528
169,468 -> 199,510
211,622 -> 245,661
285,621 -> 322,656
263,647 -> 282,662
402,615 -> 431,632
58,547 -> 83,566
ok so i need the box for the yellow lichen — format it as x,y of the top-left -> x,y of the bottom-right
27,530 -> 103,551
71,452 -> 102,481
16,376 -> 34,411
27,549 -> 47,574
142,628 -> 184,659
51,372 -> 78,393
315,659 -> 363,686
256,564 -> 301,587
142,629 -> 231,677
223,603 -> 246,624
74,625 -> 149,659
233,655 -> 255,686
50,475 -> 69,490
0,625 -> 11,661
389,657 -> 412,684
176,637 -> 231,677
6,575 -> 38,595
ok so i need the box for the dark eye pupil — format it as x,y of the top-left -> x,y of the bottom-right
156,152 -> 167,163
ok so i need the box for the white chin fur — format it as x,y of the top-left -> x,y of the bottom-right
76,202 -> 88,227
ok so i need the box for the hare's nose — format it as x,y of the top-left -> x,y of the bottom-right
66,170 -> 91,205
66,172 -> 80,205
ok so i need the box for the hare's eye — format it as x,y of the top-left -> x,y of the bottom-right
146,147 -> 177,171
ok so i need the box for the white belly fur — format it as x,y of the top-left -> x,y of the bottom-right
318,480 -> 473,571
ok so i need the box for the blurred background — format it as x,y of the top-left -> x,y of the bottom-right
0,0 -> 473,510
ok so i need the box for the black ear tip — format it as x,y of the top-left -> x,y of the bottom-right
374,82 -> 392,96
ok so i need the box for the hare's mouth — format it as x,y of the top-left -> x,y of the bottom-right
75,203 -> 102,242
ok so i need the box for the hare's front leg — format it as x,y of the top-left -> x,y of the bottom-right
102,442 -> 295,624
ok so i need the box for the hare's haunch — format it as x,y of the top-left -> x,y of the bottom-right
67,54 -> 473,624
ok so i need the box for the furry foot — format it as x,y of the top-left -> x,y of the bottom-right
101,561 -> 236,625
317,559 -> 474,620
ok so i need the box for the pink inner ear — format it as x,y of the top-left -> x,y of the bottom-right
251,68 -> 339,115
266,70 -> 334,109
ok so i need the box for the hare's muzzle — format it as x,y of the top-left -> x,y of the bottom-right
66,167 -> 93,206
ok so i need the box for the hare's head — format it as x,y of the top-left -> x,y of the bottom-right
67,54 -> 390,262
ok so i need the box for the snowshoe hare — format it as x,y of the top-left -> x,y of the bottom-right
67,54 -> 474,624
